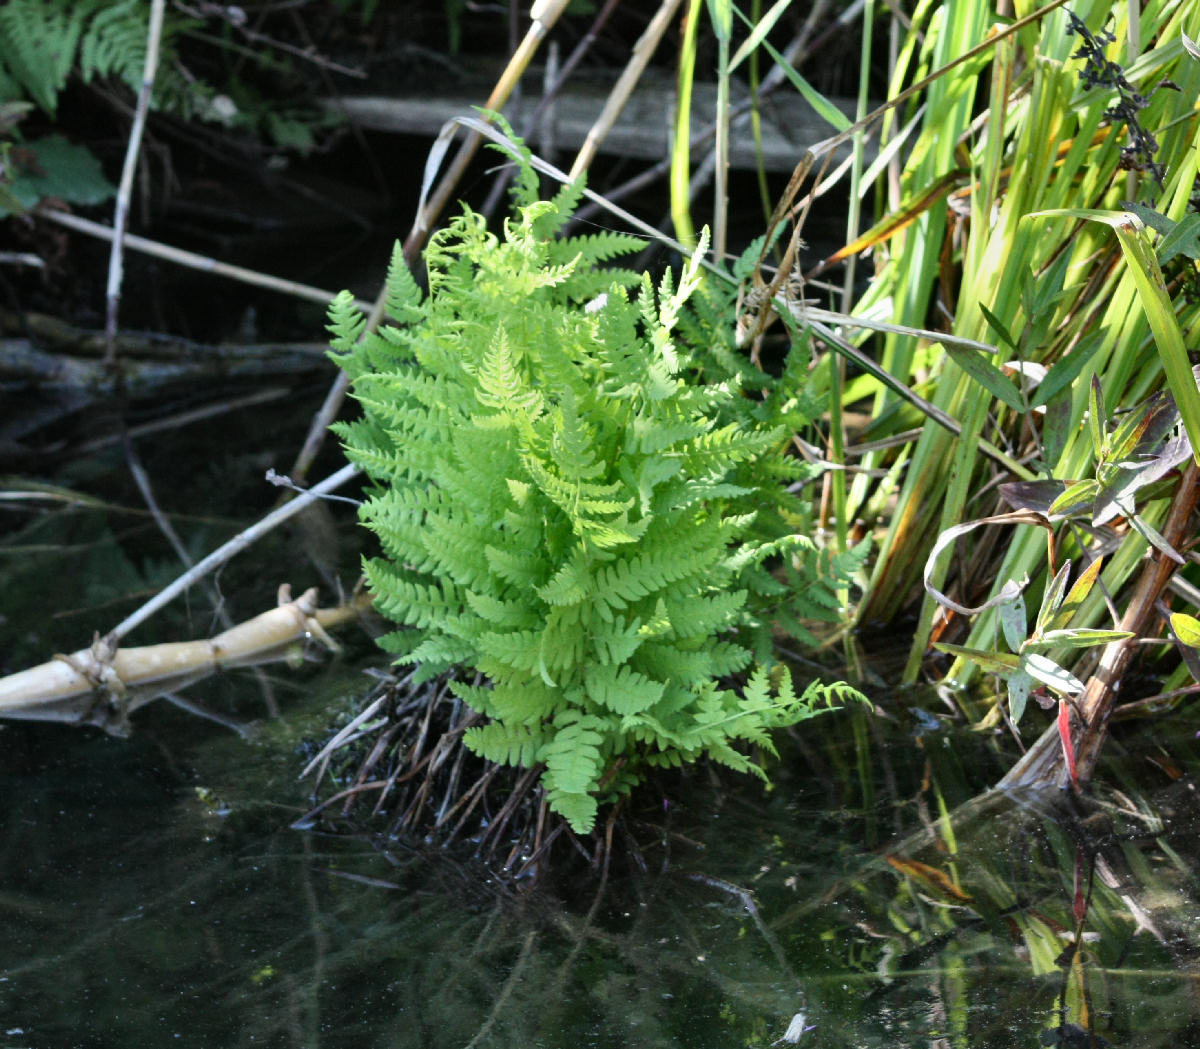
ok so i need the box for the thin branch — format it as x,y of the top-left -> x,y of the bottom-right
108,461 -> 361,641
42,209 -> 368,311
105,0 -> 165,364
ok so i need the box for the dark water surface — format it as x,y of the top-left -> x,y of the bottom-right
2,675 -> 1198,1049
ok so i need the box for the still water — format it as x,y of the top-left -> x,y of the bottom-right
2,675 -> 1197,1049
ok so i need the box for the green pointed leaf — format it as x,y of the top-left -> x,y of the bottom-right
1088,375 -> 1106,457
1170,612 -> 1200,648
1128,512 -> 1185,564
748,31 -> 852,132
729,0 -> 791,70
933,643 -> 1021,674
1031,332 -> 1104,408
1106,401 -> 1156,466
999,595 -> 1027,653
946,344 -> 1025,411
1157,213 -> 1200,264
1035,561 -> 1072,637
979,302 -> 1019,352
1044,556 -> 1104,633
1008,669 -> 1034,725
1110,217 -> 1200,466
1047,479 -> 1099,518
1026,628 -> 1133,649
1021,653 -> 1084,696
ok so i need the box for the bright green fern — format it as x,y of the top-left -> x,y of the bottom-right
0,0 -> 204,119
328,132 -> 865,833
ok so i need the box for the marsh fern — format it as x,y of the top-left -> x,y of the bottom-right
329,132 -> 863,832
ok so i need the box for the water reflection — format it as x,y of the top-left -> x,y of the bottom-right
1,698 -> 1197,1048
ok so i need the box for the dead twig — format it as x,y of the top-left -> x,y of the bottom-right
0,584 -> 368,734
105,0 -> 165,364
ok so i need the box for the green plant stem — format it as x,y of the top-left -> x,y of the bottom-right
671,0 -> 703,248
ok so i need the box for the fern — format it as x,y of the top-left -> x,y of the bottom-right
329,124 -> 865,833
0,0 -> 202,118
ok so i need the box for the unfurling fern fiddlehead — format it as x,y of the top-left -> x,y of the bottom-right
328,128 -> 866,833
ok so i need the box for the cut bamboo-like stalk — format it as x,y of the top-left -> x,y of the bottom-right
0,586 -> 371,735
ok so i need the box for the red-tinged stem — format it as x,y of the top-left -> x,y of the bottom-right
1057,700 -> 1079,788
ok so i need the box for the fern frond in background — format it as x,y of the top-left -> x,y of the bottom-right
329,131 -> 865,833
0,0 -> 205,119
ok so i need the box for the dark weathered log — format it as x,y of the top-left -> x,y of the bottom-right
328,80 -> 872,174
998,461 -> 1200,789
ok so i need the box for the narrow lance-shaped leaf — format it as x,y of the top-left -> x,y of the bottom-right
1089,374 -> 1106,459
1044,555 -> 1104,633
1008,668 -> 1033,726
932,642 -> 1021,674
1047,479 -> 1099,518
946,344 -> 1026,411
1127,511 -> 1185,565
1039,209 -> 1200,465
979,301 -> 1019,352
1031,332 -> 1104,408
1024,628 -> 1133,650
1022,652 -> 1085,696
999,594 -> 1027,653
729,0 -> 791,70
1035,561 -> 1072,637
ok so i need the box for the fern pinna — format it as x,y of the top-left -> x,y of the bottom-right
328,138 -> 863,833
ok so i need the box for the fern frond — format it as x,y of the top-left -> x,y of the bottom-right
384,242 -> 424,323
325,290 -> 367,359
463,589 -> 540,631
484,542 -> 546,589
0,0 -> 94,116
678,422 -> 782,472
475,327 -> 545,420
535,552 -> 592,607
662,590 -> 747,640
361,561 -> 463,631
465,719 -> 544,769
399,633 -> 477,671
539,711 -> 606,832
477,629 -> 547,679
583,663 -> 664,716
588,615 -> 644,665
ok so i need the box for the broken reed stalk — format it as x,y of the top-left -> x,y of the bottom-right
0,585 -> 371,735
402,0 -> 571,262
104,0 -> 164,364
42,209 -> 366,312
998,460 -> 1200,790
110,461 -> 361,641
